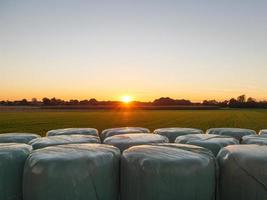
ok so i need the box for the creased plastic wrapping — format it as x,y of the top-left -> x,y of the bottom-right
175,134 -> 239,156
217,144 -> 267,200
29,135 -> 100,150
101,127 -> 150,141
121,144 -> 217,200
103,133 -> 169,152
0,133 -> 40,144
23,144 -> 120,200
206,128 -> 256,142
154,127 -> 203,143
0,143 -> 32,200
46,128 -> 98,137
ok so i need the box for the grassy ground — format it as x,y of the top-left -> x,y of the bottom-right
0,109 -> 267,136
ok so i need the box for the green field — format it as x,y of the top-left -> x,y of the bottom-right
0,109 -> 267,136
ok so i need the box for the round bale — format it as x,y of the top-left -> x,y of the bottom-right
217,145 -> 267,200
259,129 -> 267,135
121,144 -> 217,200
175,134 -> 239,156
0,133 -> 40,144
46,128 -> 98,137
100,127 -> 150,141
154,127 -> 203,143
23,144 -> 120,200
206,128 -> 256,142
0,143 -> 32,200
103,133 -> 169,152
242,135 -> 267,145
29,135 -> 100,150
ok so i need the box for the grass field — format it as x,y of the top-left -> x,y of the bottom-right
0,109 -> 267,136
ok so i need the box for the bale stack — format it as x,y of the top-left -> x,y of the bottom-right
121,144 -> 217,200
23,144 -> 120,200
100,127 -> 150,141
46,128 -> 99,137
175,134 -> 239,156
206,128 -> 256,142
29,135 -> 100,150
217,145 -> 267,200
154,127 -> 203,143
1,126 -> 266,200
0,143 -> 32,200
0,133 -> 40,144
103,133 -> 169,152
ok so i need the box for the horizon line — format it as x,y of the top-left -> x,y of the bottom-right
1,95 -> 267,103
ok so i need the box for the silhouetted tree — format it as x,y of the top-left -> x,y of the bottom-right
88,98 -> 98,105
247,97 -> 256,103
153,97 -> 191,106
42,97 -> 51,105
79,100 -> 89,105
32,98 -> 38,103
237,95 -> 246,103
229,98 -> 238,108
69,99 -> 79,105
203,100 -> 218,106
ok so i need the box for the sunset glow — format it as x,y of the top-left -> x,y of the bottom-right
121,96 -> 133,103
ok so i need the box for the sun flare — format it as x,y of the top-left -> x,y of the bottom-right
121,96 -> 133,103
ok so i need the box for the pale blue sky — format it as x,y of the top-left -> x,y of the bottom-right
1,0 -> 267,101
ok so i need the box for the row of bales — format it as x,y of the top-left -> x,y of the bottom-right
1,127 -> 267,200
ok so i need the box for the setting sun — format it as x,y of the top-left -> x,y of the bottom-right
121,96 -> 133,103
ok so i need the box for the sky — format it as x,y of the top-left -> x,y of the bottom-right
1,0 -> 267,102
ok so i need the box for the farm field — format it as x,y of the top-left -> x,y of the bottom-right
0,109 -> 267,136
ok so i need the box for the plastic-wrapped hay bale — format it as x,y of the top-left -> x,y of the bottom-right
23,144 -> 120,200
46,128 -> 98,137
0,143 -> 32,200
121,144 -> 217,200
101,127 -> 150,141
0,133 -> 40,144
175,134 -> 239,156
29,135 -> 100,150
259,129 -> 267,135
242,135 -> 267,145
206,128 -> 256,142
217,145 -> 267,200
154,127 -> 203,143
103,133 -> 169,152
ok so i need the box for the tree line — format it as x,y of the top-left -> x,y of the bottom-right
0,95 -> 267,108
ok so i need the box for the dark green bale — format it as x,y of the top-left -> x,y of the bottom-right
175,134 -> 239,156
259,129 -> 267,135
100,127 -> 150,141
242,134 -> 267,145
0,133 -> 40,144
217,145 -> 267,200
46,128 -> 98,137
103,133 -> 169,152
23,144 -> 120,200
154,127 -> 203,143
0,143 -> 32,200
121,144 -> 217,200
206,128 -> 256,142
29,135 -> 100,150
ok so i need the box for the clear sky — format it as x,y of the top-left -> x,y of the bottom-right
1,0 -> 267,102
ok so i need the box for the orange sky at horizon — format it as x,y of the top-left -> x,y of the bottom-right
2,88 -> 267,102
